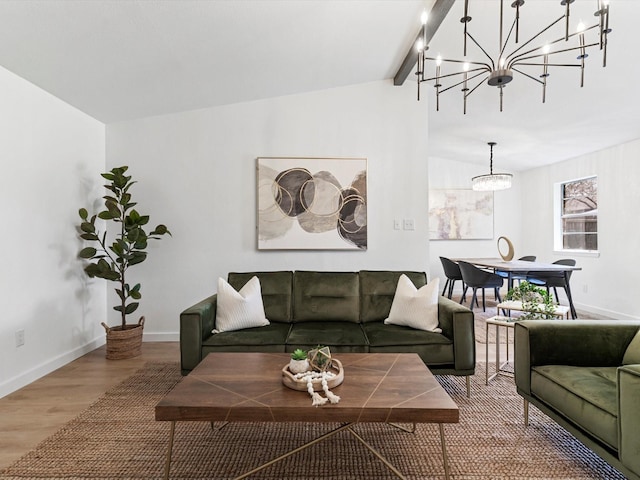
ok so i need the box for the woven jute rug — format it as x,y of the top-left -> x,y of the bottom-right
0,362 -> 624,480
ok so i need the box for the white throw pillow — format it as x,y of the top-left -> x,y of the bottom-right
213,276 -> 270,334
384,275 -> 441,333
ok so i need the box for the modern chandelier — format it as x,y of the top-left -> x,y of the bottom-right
415,0 -> 612,113
472,142 -> 512,191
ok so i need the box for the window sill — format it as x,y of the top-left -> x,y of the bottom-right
553,250 -> 600,258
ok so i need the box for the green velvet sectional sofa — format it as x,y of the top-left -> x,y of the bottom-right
514,320 -> 640,480
180,270 -> 475,393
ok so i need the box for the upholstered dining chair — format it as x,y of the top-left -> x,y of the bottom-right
458,261 -> 504,312
440,256 -> 465,301
527,258 -> 577,318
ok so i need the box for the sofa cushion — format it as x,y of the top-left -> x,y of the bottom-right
204,322 -> 291,348
293,271 -> 360,323
286,321 -> 367,352
228,271 -> 293,322
622,329 -> 640,365
531,365 -> 619,449
384,275 -> 440,332
364,322 -> 453,365
214,277 -> 269,333
360,271 -> 427,323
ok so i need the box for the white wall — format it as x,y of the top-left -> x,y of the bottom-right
520,139 -> 640,319
0,66 -> 106,397
106,80 -> 429,338
428,156 -> 522,298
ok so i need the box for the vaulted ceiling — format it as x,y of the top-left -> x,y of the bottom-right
0,0 -> 636,172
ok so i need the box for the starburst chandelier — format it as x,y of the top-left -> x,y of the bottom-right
415,0 -> 612,113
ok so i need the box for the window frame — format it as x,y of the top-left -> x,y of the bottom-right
553,175 -> 599,255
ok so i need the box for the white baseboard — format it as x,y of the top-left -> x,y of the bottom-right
142,332 -> 179,342
573,302 -> 639,321
0,335 -> 105,399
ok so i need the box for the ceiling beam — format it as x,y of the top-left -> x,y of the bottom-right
393,0 -> 455,86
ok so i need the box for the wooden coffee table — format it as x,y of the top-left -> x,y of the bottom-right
155,352 -> 459,480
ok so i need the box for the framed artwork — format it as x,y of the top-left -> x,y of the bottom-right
257,157 -> 367,250
428,189 -> 494,240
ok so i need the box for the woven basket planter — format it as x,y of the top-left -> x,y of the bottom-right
101,317 -> 145,360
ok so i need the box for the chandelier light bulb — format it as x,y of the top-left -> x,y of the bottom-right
577,21 -> 586,33
542,44 -> 551,54
416,38 -> 424,52
436,55 -> 442,66
499,57 -> 506,68
421,10 -> 428,25
463,61 -> 470,72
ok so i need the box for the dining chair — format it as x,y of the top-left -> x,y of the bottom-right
527,259 -> 577,318
496,255 -> 536,286
440,257 -> 465,301
458,261 -> 504,312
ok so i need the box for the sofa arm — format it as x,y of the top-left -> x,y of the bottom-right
438,296 -> 475,371
619,364 -> 640,477
515,320 -> 640,396
179,294 -> 217,373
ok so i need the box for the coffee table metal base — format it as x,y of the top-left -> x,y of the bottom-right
162,421 -> 451,480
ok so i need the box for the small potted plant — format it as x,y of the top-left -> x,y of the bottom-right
506,281 -> 556,319
77,166 -> 171,359
289,349 -> 310,374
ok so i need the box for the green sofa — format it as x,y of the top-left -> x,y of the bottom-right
180,270 -> 475,394
514,320 -> 640,480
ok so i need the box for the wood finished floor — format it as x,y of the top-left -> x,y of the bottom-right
0,341 -> 500,470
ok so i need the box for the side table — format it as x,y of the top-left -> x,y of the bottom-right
485,315 -> 518,385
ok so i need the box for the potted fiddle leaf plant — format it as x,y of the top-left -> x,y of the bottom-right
77,166 -> 171,359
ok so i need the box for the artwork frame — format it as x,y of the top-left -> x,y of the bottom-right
257,157 -> 367,250
428,189 -> 494,240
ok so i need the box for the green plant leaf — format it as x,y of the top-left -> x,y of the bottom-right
80,222 -> 95,233
84,263 -> 100,278
78,247 -> 97,259
110,242 -> 124,256
98,210 -> 114,220
101,173 -> 115,181
151,224 -> 170,236
80,233 -> 99,241
128,251 -> 147,266
126,228 -> 140,242
130,290 -> 141,300
79,208 -> 88,220
124,302 -> 139,314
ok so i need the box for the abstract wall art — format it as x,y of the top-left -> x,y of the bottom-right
428,189 -> 494,240
257,157 -> 367,250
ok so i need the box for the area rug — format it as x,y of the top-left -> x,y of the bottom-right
0,362 -> 624,480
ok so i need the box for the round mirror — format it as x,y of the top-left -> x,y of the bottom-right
497,236 -> 514,262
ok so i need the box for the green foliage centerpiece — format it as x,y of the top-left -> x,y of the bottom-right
506,281 -> 557,319
77,166 -> 170,358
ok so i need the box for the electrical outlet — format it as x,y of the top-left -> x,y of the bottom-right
394,219 -> 401,230
15,329 -> 25,347
403,219 -> 415,231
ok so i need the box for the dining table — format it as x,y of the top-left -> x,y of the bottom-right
452,257 -> 582,319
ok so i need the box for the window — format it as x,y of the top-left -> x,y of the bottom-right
555,176 -> 598,252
